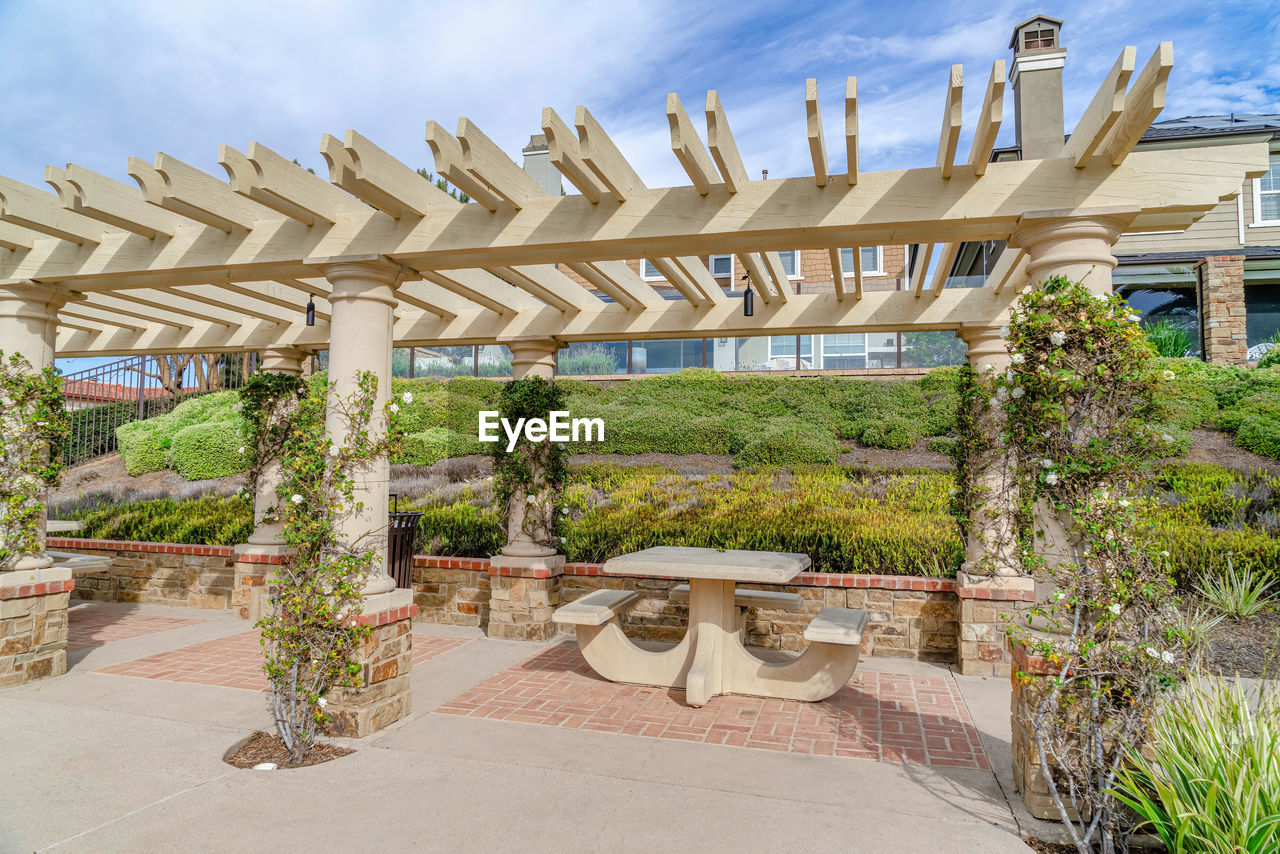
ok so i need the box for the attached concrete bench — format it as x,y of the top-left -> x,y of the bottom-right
803,607 -> 868,645
668,584 -> 803,611
47,550 -> 113,572
552,589 -> 640,627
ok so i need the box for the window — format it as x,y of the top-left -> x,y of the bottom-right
819,333 -> 867,370
1022,28 -> 1055,50
709,254 -> 733,278
1252,154 -> 1280,225
838,247 -> 884,276
767,335 -> 812,359
642,260 -> 664,280
776,250 -> 801,279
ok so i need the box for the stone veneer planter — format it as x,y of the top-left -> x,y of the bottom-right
0,569 -> 74,687
45,541 -> 963,661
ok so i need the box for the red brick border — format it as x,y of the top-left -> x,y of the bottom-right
1008,639 -> 1061,676
356,604 -> 419,628
0,578 -> 75,600
47,537 -> 235,557
956,585 -> 1035,602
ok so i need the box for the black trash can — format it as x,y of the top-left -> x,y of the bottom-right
387,505 -> 423,590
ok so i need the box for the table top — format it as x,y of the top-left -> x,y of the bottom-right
602,547 -> 811,583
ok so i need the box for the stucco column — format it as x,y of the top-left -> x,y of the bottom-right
323,260 -> 401,598
245,347 -> 307,549
1010,212 -> 1128,296
0,282 -> 72,572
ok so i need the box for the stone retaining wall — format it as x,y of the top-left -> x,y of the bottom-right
0,571 -> 73,687
47,538 -> 235,610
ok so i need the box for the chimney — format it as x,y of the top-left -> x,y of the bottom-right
521,134 -> 562,195
1009,15 -> 1066,159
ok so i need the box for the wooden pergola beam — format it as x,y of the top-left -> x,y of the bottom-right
1099,42 -> 1174,166
0,176 -> 108,245
705,91 -> 749,194
667,93 -> 719,195
542,108 -> 608,203
220,141 -> 358,226
967,61 -> 1005,177
1063,46 -> 1137,168
806,78 -> 829,187
129,153 -> 277,232
458,118 -> 547,210
326,129 -> 456,219
576,106 -> 646,202
937,65 -> 963,179
45,164 -> 183,238
845,77 -> 859,186
829,248 -> 846,300
734,252 -> 773,305
989,248 -> 1028,294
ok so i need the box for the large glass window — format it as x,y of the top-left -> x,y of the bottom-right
709,255 -> 733,278
633,339 -> 703,373
405,345 -> 476,377
1114,264 -> 1201,358
900,332 -> 965,368
776,251 -> 799,277
556,341 -> 627,375
476,345 -> 513,377
1245,262 -> 1280,349
1253,153 -> 1280,224
838,247 -> 883,275
820,333 -> 866,369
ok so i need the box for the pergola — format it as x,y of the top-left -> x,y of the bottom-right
0,40 -> 1269,600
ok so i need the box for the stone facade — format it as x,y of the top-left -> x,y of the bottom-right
1198,255 -> 1248,365
488,573 -> 561,641
954,572 -> 1036,677
1008,639 -> 1073,821
324,604 -> 417,738
49,538 -> 234,609
0,572 -> 73,688
409,556 -> 489,627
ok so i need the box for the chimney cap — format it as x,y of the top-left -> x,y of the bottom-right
522,134 -> 549,155
1009,14 -> 1063,49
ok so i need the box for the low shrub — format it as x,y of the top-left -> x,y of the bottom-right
859,416 -> 920,450
113,390 -> 249,477
735,423 -> 842,466
117,420 -> 169,476
415,502 -> 505,556
65,495 -> 253,545
395,428 -> 482,466
168,423 -> 249,480
1236,416 -> 1280,459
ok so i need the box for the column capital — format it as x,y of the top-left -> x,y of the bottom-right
258,346 -> 308,375
316,257 -> 404,307
959,325 -> 1010,370
0,280 -> 79,320
1008,210 -> 1132,295
506,337 -> 561,380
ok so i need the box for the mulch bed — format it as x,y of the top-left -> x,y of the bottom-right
224,731 -> 353,769
1202,607 -> 1280,678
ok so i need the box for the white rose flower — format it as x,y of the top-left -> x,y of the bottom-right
1161,433 -> 1174,443
328,446 -> 340,457
559,536 -> 567,544
981,363 -> 997,374
1161,550 -> 1170,557
389,403 -> 400,414
1127,313 -> 1140,323
1118,499 -> 1131,508
1045,472 -> 1059,486
1162,370 -> 1176,381
999,326 -> 1010,337
1049,331 -> 1066,347
1011,353 -> 1026,365
318,697 -> 327,708
1161,650 -> 1176,664
233,401 -> 243,411
1011,386 -> 1025,399
996,386 -> 1009,400
402,391 -> 414,404
989,397 -> 1001,408
1107,604 -> 1121,616
1053,590 -> 1066,602
290,494 -> 304,504
1093,293 -> 1109,301
238,446 -> 246,455
1145,645 -> 1159,658
1040,459 -> 1053,469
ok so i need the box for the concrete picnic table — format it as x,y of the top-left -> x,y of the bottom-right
553,546 -> 867,707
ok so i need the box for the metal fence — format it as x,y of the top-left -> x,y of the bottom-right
62,353 -> 259,466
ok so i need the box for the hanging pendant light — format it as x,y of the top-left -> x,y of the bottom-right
740,274 -> 754,317
305,294 -> 316,326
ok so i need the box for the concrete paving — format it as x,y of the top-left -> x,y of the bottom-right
1,602 -> 1036,853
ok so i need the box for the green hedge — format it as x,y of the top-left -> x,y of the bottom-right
114,391 -> 250,477
169,422 -> 248,480
63,495 -> 253,545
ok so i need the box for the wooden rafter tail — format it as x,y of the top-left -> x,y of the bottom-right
575,106 -> 646,202
73,297 -> 190,328
57,316 -> 107,335
929,243 -> 961,296
565,263 -> 655,313
420,268 -> 539,315
219,142 -> 356,226
1099,42 -> 1174,166
59,306 -> 144,332
734,253 -> 773,304
828,248 -> 846,300
0,222 -> 36,250
990,249 -> 1028,294
46,164 -> 179,239
391,282 -> 457,320
321,129 -> 455,220
666,93 -> 719,195
845,77 -> 859,186
762,251 -> 792,302
648,257 -> 705,306
489,264 -> 592,312
457,118 -> 547,210
1063,46 -> 1137,168
911,243 -> 935,297
937,65 -> 963,179
166,285 -> 286,323
423,122 -> 503,212
704,91 -> 749,193
805,78 -> 829,187
129,153 -> 278,233
94,291 -> 228,326
0,175 -> 106,245
673,256 -> 728,303
968,61 -> 1006,177
542,107 -> 608,203
219,281 -> 331,322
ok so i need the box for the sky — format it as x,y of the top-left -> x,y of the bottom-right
2,0 -> 1278,371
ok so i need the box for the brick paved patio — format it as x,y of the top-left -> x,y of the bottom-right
437,642 -> 989,769
94,630 -> 471,691
67,609 -> 204,652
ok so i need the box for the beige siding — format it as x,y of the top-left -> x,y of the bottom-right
1116,195 -> 1242,255
1242,184 -> 1280,246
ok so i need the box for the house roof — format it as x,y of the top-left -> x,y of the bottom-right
1139,114 -> 1280,141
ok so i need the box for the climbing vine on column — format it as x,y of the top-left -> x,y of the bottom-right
490,377 -> 567,552
240,371 -> 405,763
0,351 -> 68,569
998,275 -> 1189,853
